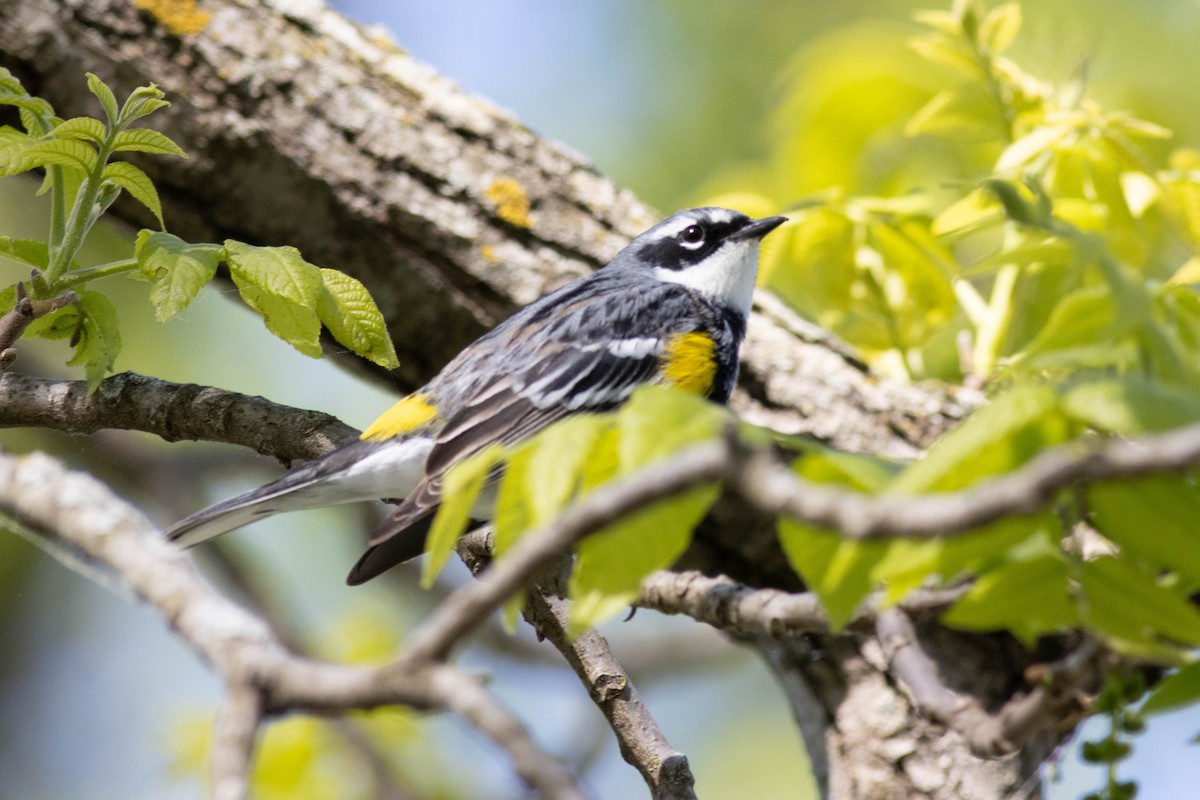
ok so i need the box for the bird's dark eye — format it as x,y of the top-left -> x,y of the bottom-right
680,224 -> 705,245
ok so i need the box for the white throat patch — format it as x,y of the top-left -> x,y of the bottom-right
652,239 -> 761,316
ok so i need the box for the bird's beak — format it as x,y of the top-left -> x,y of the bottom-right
733,215 -> 788,241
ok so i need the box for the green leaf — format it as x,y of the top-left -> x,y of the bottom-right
1062,376 -> 1200,434
779,520 -> 888,630
492,414 -> 611,556
102,161 -> 163,227
979,2 -> 1021,54
617,385 -> 727,475
316,269 -> 400,369
932,188 -> 1003,238
0,93 -> 54,127
66,290 -> 121,391
0,237 -> 50,270
1008,286 -> 1117,367
777,449 -> 895,629
134,230 -> 221,320
112,128 -> 187,157
0,125 -> 33,175
906,88 -> 1006,143
889,384 -> 1070,494
568,484 -> 719,635
1081,556 -> 1200,653
20,138 -> 98,174
1143,662 -> 1200,715
421,443 -> 505,589
996,124 -> 1072,172
1088,475 -> 1200,588
225,240 -> 324,358
51,116 -> 107,144
943,552 -> 1080,645
86,73 -> 119,125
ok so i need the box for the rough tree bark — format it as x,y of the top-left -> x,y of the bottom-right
0,1 -> 1064,798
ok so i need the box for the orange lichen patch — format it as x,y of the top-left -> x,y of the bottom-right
480,244 -> 498,264
135,0 -> 212,36
484,178 -> 532,229
360,394 -> 438,441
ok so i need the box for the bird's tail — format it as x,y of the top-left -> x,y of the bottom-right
164,437 -> 434,548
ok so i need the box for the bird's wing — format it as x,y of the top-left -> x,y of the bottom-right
345,336 -> 670,584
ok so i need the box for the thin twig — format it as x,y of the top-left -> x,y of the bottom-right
211,685 -> 263,800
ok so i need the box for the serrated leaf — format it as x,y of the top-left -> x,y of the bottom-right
889,384 -> 1070,494
1088,475 -> 1200,588
943,553 -> 1079,645
51,117 -> 107,144
421,444 -> 504,588
112,127 -> 187,157
568,484 -> 719,636
86,73 -> 119,125
1143,662 -> 1200,715
134,230 -> 221,320
317,269 -> 399,369
1063,376 -> 1200,434
225,240 -> 324,357
21,139 -> 98,174
0,67 -> 24,95
0,93 -> 54,126
0,237 -> 50,270
25,304 -> 79,340
66,290 -> 120,391
1081,556 -> 1200,653
102,161 -> 163,226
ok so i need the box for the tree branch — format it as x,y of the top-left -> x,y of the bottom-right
0,371 -> 356,463
0,450 -> 586,800
876,608 -> 1098,758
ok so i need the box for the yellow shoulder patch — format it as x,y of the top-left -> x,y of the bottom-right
661,332 -> 717,396
360,393 -> 438,441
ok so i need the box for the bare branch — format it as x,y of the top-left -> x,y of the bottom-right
876,608 -> 1097,757
0,372 -> 356,463
0,450 -> 586,800
211,685 -> 263,800
637,570 -> 966,638
522,590 -> 698,800
728,423 -> 1200,540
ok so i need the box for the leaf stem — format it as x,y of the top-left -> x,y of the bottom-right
45,123 -> 120,284
56,258 -> 138,289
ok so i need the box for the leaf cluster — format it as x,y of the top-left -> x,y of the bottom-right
0,70 -> 397,389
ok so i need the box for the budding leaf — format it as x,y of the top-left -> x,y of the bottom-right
66,290 -> 121,391
102,161 -> 164,227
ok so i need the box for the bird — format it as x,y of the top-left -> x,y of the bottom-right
164,207 -> 787,585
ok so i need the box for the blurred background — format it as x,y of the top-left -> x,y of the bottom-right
2,1 -> 1200,798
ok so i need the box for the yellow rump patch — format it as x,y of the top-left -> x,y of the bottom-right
661,332 -> 717,396
360,394 -> 438,441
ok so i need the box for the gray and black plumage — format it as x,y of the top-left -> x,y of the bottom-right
164,207 -> 787,584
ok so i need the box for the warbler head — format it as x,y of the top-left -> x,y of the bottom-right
617,207 -> 788,315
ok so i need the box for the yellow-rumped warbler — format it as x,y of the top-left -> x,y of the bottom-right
165,207 -> 787,584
